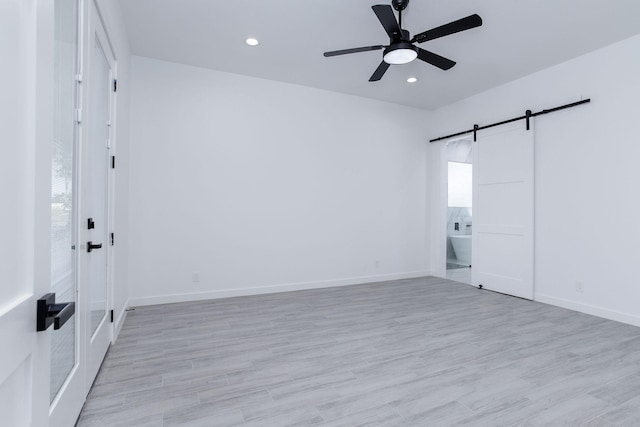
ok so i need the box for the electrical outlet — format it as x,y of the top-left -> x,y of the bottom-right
192,272 -> 200,283
575,281 -> 584,293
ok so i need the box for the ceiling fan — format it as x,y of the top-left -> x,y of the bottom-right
323,0 -> 482,81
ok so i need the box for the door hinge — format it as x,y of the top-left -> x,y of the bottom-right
111,155 -> 116,169
110,310 -> 114,323
113,79 -> 117,92
75,108 -> 82,123
110,232 -> 115,246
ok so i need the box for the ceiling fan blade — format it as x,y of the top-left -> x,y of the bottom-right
412,14 -> 483,44
369,61 -> 390,82
324,45 -> 385,57
372,5 -> 402,40
416,48 -> 456,70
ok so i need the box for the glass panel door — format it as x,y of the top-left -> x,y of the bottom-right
49,1 -> 86,425
51,0 -> 78,403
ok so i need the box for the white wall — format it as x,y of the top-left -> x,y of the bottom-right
96,0 -> 131,335
128,56 -> 431,305
428,34 -> 640,326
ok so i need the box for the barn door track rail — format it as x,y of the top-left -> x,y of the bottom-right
429,98 -> 591,143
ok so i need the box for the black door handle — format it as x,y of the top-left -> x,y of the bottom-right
37,293 -> 75,331
87,241 -> 103,253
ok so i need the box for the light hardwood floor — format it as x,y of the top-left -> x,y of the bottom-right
77,276 -> 640,426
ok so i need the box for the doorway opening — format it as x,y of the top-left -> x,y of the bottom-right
445,138 -> 473,284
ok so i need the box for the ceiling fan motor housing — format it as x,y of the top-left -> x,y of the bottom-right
392,0 -> 410,11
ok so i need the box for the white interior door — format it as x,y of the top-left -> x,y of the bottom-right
49,0 -> 86,425
0,1 -> 44,423
1,0 -> 85,426
472,121 -> 535,299
82,0 -> 114,392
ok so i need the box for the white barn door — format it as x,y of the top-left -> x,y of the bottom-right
472,121 -> 534,300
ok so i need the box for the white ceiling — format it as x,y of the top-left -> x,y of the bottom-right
118,0 -> 640,110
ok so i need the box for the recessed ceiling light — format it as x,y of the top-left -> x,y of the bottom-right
245,38 -> 259,46
407,77 -> 418,83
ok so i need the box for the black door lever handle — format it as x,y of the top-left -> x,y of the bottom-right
37,293 -> 75,331
87,241 -> 103,253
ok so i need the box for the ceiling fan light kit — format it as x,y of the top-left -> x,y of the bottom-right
323,0 -> 482,81
383,43 -> 417,64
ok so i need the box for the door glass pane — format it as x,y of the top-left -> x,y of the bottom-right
89,37 -> 110,336
51,0 -> 78,403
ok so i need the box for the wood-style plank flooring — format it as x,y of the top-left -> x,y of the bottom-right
77,276 -> 640,426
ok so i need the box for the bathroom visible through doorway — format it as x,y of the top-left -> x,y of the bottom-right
446,138 -> 473,284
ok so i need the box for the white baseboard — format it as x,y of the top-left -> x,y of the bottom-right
128,271 -> 433,307
112,300 -> 128,342
535,293 -> 640,328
